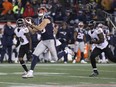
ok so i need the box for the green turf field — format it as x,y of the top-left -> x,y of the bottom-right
0,63 -> 116,87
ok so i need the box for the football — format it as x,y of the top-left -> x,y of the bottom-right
25,17 -> 35,24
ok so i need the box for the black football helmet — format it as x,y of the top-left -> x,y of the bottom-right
16,18 -> 25,27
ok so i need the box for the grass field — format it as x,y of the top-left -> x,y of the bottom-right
0,63 -> 116,87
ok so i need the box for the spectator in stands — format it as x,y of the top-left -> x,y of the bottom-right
0,21 -> 15,63
75,10 -> 86,23
13,3 -> 24,19
31,0 -> 39,15
23,1 -> 35,18
40,0 -> 48,7
52,3 -> 65,21
16,0 -> 28,8
63,10 -> 73,24
0,1 -> 3,12
0,10 -> 16,21
0,0 -> 13,16
101,0 -> 114,13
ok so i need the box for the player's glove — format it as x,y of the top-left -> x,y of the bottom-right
90,39 -> 97,44
25,17 -> 32,26
28,50 -> 32,56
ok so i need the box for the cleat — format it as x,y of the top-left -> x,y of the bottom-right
98,59 -> 102,63
22,71 -> 27,75
64,61 -> 67,64
80,60 -> 87,64
89,71 -> 99,77
22,70 -> 34,78
72,59 -> 76,64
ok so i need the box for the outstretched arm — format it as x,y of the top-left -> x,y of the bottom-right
25,18 -> 50,32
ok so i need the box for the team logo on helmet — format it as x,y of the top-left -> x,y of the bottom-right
16,18 -> 25,27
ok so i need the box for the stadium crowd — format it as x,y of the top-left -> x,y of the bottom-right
0,0 -> 116,64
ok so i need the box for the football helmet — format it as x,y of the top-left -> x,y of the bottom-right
38,7 -> 48,18
16,18 -> 25,27
78,22 -> 84,29
97,23 -> 103,27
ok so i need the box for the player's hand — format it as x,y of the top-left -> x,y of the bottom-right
25,17 -> 32,25
28,50 -> 32,55
90,39 -> 96,44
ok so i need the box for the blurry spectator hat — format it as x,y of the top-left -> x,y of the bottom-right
70,20 -> 75,24
75,19 -> 79,24
78,10 -> 83,14
66,9 -> 71,13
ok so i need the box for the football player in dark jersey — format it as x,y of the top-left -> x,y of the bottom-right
22,7 -> 58,78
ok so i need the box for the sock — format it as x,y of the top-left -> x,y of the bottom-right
30,55 -> 39,70
93,68 -> 98,73
73,52 -> 77,60
20,60 -> 28,72
80,52 -> 84,60
64,52 -> 68,62
58,51 -> 65,60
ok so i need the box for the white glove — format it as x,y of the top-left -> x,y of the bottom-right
13,38 -> 17,45
25,18 -> 32,25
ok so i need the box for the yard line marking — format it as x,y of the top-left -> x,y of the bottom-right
12,72 -> 68,75
0,63 -> 116,67
38,67 -> 116,73
69,75 -> 116,80
0,82 -> 37,85
0,71 -> 116,80
0,81 -> 116,87
0,73 -> 8,75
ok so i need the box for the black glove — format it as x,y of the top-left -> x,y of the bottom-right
90,39 -> 97,44
28,50 -> 32,55
27,50 -> 33,60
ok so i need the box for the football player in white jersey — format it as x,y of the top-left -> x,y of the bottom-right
14,18 -> 32,77
98,24 -> 110,63
88,23 -> 116,77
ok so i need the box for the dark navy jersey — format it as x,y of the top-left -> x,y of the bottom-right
40,16 -> 55,40
56,27 -> 70,43
75,28 -> 85,42
2,25 -> 15,46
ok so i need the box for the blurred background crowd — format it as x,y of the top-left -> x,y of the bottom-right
0,0 -> 116,64
0,0 -> 115,23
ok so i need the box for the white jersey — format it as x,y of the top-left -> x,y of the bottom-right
89,28 -> 108,49
14,26 -> 29,45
